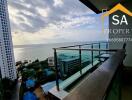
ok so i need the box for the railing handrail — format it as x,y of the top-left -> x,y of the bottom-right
53,42 -> 108,49
53,48 -> 119,52
53,42 -> 110,91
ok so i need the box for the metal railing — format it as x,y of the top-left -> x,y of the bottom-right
63,49 -> 126,100
53,42 -> 117,91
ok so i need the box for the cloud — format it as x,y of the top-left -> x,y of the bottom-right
8,0 -> 94,33
55,15 -> 96,29
12,29 -> 71,45
53,0 -> 63,7
8,0 -> 108,45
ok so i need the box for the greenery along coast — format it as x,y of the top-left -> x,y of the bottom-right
0,58 -> 56,100
17,59 -> 56,100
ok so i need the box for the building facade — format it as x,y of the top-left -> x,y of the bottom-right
59,58 -> 80,79
0,0 -> 16,80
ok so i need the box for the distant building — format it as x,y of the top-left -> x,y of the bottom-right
0,0 -> 16,80
48,57 -> 54,67
59,58 -> 80,78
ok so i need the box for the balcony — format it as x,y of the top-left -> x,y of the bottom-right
47,42 -> 128,100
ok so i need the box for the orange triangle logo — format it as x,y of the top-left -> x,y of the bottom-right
102,3 -> 132,18
101,3 -> 132,34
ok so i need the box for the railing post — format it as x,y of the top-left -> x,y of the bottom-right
106,42 -> 108,54
106,42 -> 108,49
79,45 -> 82,75
99,43 -> 101,61
91,44 -> 93,66
54,49 -> 60,91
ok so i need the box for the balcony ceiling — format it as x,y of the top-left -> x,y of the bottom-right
80,0 -> 132,14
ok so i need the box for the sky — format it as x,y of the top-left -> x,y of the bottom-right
8,0 -> 108,45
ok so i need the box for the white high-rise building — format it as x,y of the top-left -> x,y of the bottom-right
0,0 -> 16,80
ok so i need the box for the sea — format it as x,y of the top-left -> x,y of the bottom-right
13,41 -> 107,62
14,42 -> 87,62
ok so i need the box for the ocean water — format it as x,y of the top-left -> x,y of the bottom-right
13,42 -> 88,62
13,42 -> 107,62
